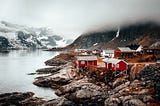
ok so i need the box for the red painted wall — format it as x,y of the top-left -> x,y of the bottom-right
117,61 -> 127,70
78,60 -> 87,67
94,60 -> 97,66
105,63 -> 112,69
87,61 -> 94,66
114,48 -> 122,58
105,61 -> 127,71
77,60 -> 97,67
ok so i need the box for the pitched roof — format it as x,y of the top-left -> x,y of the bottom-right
103,50 -> 114,53
77,55 -> 97,61
117,47 -> 133,52
103,58 -> 127,65
136,45 -> 143,52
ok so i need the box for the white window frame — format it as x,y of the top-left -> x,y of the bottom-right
81,61 -> 85,64
116,64 -> 119,68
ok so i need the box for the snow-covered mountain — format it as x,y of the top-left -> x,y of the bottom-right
0,21 -> 72,49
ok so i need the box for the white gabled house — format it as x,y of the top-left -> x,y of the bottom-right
101,49 -> 114,58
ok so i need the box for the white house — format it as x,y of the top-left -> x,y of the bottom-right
101,49 -> 114,58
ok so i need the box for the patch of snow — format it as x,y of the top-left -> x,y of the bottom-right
56,39 -> 67,47
116,28 -> 120,37
37,36 -> 48,40
93,43 -> 98,46
110,28 -> 120,41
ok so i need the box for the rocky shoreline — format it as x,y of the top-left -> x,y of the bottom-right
1,52 -> 160,106
0,92 -> 45,106
34,52 -> 160,106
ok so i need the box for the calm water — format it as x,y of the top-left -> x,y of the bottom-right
0,50 -> 59,100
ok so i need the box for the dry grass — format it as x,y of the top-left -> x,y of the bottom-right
126,54 -> 156,63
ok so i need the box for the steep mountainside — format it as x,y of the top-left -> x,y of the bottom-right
68,22 -> 160,49
0,21 -> 72,49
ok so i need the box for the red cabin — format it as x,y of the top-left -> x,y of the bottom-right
104,58 -> 128,71
76,55 -> 97,67
114,47 -> 133,58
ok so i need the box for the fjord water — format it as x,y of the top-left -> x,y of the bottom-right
0,50 -> 58,100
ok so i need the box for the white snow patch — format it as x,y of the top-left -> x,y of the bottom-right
93,43 -> 98,46
110,28 -> 120,41
116,28 -> 120,37
37,36 -> 48,40
56,39 -> 67,47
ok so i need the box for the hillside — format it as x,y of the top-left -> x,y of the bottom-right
68,22 -> 160,49
0,21 -> 72,50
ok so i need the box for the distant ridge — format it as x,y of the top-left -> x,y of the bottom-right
0,21 -> 72,49
67,22 -> 160,49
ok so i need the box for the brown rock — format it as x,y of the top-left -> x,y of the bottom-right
20,97 -> 45,106
41,97 -> 76,106
123,99 -> 146,106
45,58 -> 67,66
75,89 -> 93,99
36,66 -> 62,74
33,77 -> 70,89
0,92 -> 45,106
104,97 -> 121,106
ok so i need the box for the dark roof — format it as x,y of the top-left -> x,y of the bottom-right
126,44 -> 140,50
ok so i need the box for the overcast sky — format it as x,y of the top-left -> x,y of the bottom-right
0,0 -> 160,39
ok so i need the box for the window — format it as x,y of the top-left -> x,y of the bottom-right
116,64 -> 119,68
81,61 -> 85,64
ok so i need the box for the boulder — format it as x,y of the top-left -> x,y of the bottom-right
36,66 -> 62,74
112,76 -> 128,88
33,77 -> 53,87
131,88 -> 150,95
123,99 -> 146,106
41,97 -> 76,106
75,89 -> 94,99
45,58 -> 67,66
0,92 -> 45,106
33,77 -> 70,89
121,95 -> 133,103
104,97 -> 121,106
112,83 -> 129,94
20,97 -> 45,106
142,95 -> 154,103
130,80 -> 143,89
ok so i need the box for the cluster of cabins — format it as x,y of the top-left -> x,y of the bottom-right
76,55 -> 128,71
75,45 -> 160,72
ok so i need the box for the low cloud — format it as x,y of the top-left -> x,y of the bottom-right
0,0 -> 160,39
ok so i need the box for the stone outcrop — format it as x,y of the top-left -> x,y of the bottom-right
44,53 -> 75,66
45,58 -> 67,66
34,76 -> 71,89
41,97 -> 76,106
55,78 -> 107,106
36,66 -> 63,74
0,92 -> 45,106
